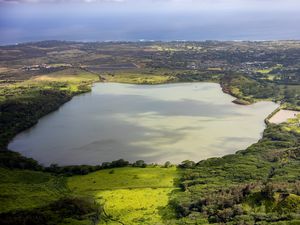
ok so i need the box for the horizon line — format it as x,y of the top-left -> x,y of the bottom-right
2,39 -> 300,47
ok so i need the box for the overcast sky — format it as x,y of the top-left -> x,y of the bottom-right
1,0 -> 299,9
0,0 -> 299,44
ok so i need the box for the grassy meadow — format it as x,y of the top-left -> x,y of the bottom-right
284,115 -> 300,134
103,71 -> 177,84
0,166 -> 180,224
0,168 -> 67,213
68,167 -> 179,224
0,68 -> 99,103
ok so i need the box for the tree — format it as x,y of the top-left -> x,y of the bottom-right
178,160 -> 196,168
132,160 -> 147,168
111,159 -> 129,167
164,161 -> 172,168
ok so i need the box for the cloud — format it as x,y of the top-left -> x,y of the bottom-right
0,0 -> 126,3
0,0 -> 299,13
0,0 -> 288,3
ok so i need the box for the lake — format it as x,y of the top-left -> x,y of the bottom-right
8,82 -> 278,166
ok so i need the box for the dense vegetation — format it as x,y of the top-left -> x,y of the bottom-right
0,41 -> 299,224
0,197 -> 102,225
0,69 -> 99,148
171,121 -> 300,224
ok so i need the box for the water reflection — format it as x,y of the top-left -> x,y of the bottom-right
8,83 -> 278,165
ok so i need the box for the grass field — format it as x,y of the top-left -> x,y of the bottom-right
256,64 -> 283,74
32,68 -> 99,83
0,168 -> 67,213
68,167 -> 179,224
0,166 -> 179,224
282,114 -> 300,134
97,188 -> 175,224
103,72 -> 177,84
0,68 -> 99,102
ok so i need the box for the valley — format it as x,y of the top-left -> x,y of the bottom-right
0,41 -> 299,224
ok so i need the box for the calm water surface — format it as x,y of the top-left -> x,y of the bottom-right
8,83 -> 278,165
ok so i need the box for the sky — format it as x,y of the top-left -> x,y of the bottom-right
0,0 -> 299,44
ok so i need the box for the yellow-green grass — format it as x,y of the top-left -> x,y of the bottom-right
150,45 -> 182,52
104,72 -> 176,84
282,114 -> 300,134
256,64 -> 283,74
2,68 -> 99,90
0,168 -> 67,213
243,192 -> 300,215
97,188 -> 174,225
265,74 -> 277,81
42,63 -> 72,68
68,167 -> 179,224
207,67 -> 222,71
230,86 -> 243,97
31,69 -> 99,92
32,68 -> 99,84
68,167 -> 178,194
257,69 -> 273,74
0,68 -> 100,102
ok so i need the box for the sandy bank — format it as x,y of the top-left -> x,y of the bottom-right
269,109 -> 300,124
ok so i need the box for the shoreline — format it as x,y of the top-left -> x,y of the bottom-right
3,78 -> 281,167
268,109 -> 300,124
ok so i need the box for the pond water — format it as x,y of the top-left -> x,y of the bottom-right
8,82 -> 278,166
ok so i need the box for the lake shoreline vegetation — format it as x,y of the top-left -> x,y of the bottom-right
0,41 -> 299,224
